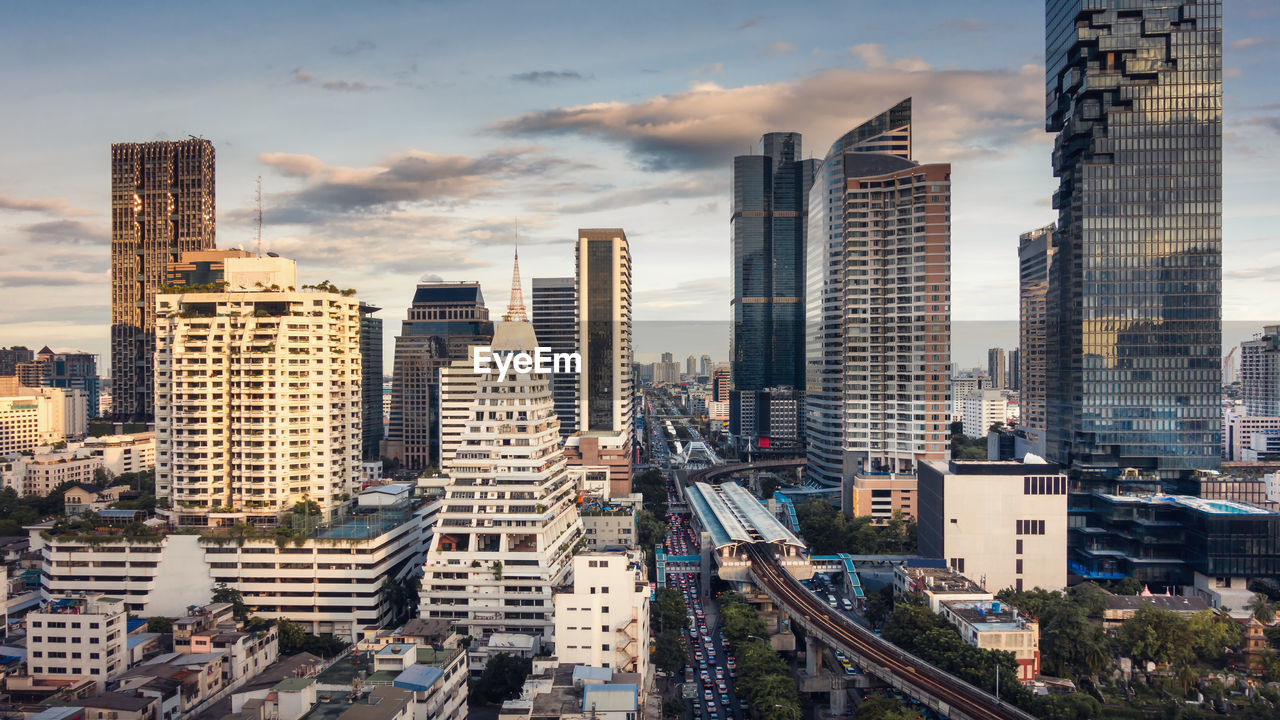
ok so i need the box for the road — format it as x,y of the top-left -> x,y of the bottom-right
746,544 -> 1036,720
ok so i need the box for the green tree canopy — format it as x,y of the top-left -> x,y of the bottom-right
470,653 -> 533,705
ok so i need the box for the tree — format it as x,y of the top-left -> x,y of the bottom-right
276,618 -> 308,654
1247,593 -> 1277,625
662,697 -> 687,719
212,583 -> 250,621
470,653 -> 533,704
146,616 -> 173,633
652,629 -> 686,673
854,695 -> 916,720
865,586 -> 895,629
1114,606 -> 1196,669
652,588 -> 688,633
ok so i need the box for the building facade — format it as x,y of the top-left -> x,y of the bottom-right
918,459 -> 1068,592
531,277 -> 579,439
552,550 -> 650,679
27,593 -> 129,692
153,257 -> 361,523
360,303 -> 384,460
1017,225 -> 1055,454
1044,0 -> 1223,481
384,282 -> 493,470
962,390 -> 1010,439
0,385 -> 87,454
111,139 -> 216,422
1242,326 -> 1280,416
730,133 -> 816,396
20,348 -> 101,420
987,349 -> 1007,391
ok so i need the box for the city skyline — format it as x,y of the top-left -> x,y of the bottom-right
2,1 -> 1278,371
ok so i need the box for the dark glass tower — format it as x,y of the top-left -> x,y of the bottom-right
359,303 -> 384,460
532,276 -> 579,439
1045,0 -> 1222,483
731,133 -> 817,395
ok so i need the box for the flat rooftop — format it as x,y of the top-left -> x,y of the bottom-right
1095,493 -> 1276,516
942,600 -> 1028,632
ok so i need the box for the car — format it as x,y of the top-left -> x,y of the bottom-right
694,650 -> 704,662
708,711 -> 720,720
716,681 -> 727,693
704,690 -> 714,702
714,667 -> 724,679
726,657 -> 736,669
720,695 -> 731,706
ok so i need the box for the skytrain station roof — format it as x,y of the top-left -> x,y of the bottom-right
685,480 -> 807,551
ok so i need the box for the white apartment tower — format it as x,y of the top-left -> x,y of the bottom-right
553,550 -> 650,680
421,257 -> 584,667
154,256 -> 361,524
27,593 -> 129,692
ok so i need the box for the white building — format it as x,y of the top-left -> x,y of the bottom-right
81,433 -> 156,476
1242,325 -> 1280,416
0,385 -> 88,454
27,593 -> 129,692
154,256 -> 361,525
552,550 -> 649,681
917,458 -> 1068,593
420,271 -> 584,670
938,599 -> 1040,682
7,452 -> 103,496
438,352 -> 483,467
33,486 -> 430,641
1223,410 -> 1280,461
949,374 -> 989,421
962,390 -> 1009,438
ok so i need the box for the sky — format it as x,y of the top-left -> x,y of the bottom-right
1,0 -> 1277,371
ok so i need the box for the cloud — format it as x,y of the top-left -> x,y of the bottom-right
0,195 -> 73,213
510,70 -> 590,84
938,18 -> 987,32
760,41 -> 795,57
0,269 -> 105,288
549,178 -> 720,214
21,219 -> 108,245
737,18 -> 758,30
491,59 -> 1044,171
635,277 -> 728,312
1226,265 -> 1280,281
289,68 -> 379,92
847,43 -> 930,71
257,147 -> 554,212
694,63 -> 724,76
1249,116 -> 1280,135
1230,37 -> 1269,50
331,39 -> 376,56
1226,68 -> 1243,79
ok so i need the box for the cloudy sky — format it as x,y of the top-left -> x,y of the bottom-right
2,0 -> 1277,369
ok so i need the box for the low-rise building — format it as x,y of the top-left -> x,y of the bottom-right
938,600 -> 1039,682
70,691 -> 158,720
337,686 -> 415,720
9,453 -> 104,497
81,434 -> 155,477
27,593 -> 130,691
918,458 -> 1068,592
552,550 -> 649,682
499,662 -> 640,720
578,501 -> 639,551
1100,594 -> 1212,629
841,472 -> 917,521
893,565 -> 993,613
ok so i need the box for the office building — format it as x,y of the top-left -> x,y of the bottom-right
110,139 -> 216,422
552,549 -> 650,678
804,99 -> 949,481
731,132 -> 817,396
1070,492 -> 1280,611
1242,326 -> 1280,416
730,386 -> 802,455
1007,349 -> 1020,391
1018,225 -> 1055,453
563,433 -> 632,498
532,277 -> 579,439
0,346 -> 33,376
18,348 -> 101,419
420,271 -> 584,667
27,593 -> 129,692
1224,412 -> 1280,462
711,365 -> 730,403
360,303 -> 384,460
962,390 -> 1010,439
841,472 -> 917,521
575,229 -> 634,489
987,348 -> 1007,391
699,355 -> 712,377
1195,472 -> 1280,512
153,256 -> 360,523
383,282 -> 493,469
1044,0 -> 1223,481
918,458 -> 1069,592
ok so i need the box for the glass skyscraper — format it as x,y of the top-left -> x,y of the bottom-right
1045,0 -> 1222,483
731,133 -> 817,394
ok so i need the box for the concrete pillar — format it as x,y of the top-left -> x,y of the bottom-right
830,682 -> 848,714
806,635 -> 825,676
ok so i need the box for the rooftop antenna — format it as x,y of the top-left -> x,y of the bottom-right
255,176 -> 263,257
503,219 -> 527,322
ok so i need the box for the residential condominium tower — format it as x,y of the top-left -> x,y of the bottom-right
154,256 -> 361,524
1044,0 -> 1222,482
1241,326 -> 1280,416
731,133 -> 818,395
111,138 -> 216,422
532,277 -> 579,439
804,99 -> 950,482
1018,225 -> 1056,456
383,281 -> 493,470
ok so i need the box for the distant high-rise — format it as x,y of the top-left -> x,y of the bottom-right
0,347 -> 33,376
1007,349 -> 1020,391
699,355 -> 712,377
1242,326 -> 1280,416
532,277 -> 579,438
685,355 -> 697,379
576,229 -> 634,437
383,282 -> 493,469
805,99 -> 948,482
1045,0 -> 1222,480
110,139 -> 216,422
660,352 -> 673,364
731,133 -> 818,395
987,348 -> 1007,391
359,303 -> 383,460
25,348 -> 101,419
1018,225 -> 1055,453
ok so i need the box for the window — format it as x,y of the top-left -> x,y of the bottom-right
1016,539 -> 1023,554
601,607 -> 609,613
601,644 -> 610,651
601,625 -> 609,632
1016,559 -> 1023,574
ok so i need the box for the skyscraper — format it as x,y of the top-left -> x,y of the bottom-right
154,256 -> 360,523
383,281 -> 493,469
575,229 -> 634,442
1007,349 -> 1020,391
1045,0 -> 1222,481
110,139 -> 215,422
532,277 -> 579,439
359,303 -> 383,460
1019,225 -> 1056,455
804,99 -> 948,483
686,355 -> 697,379
731,133 -> 818,395
987,348 -> 1007,391
699,354 -> 712,377
1241,326 -> 1280,416
27,348 -> 101,420
420,260 -> 583,668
